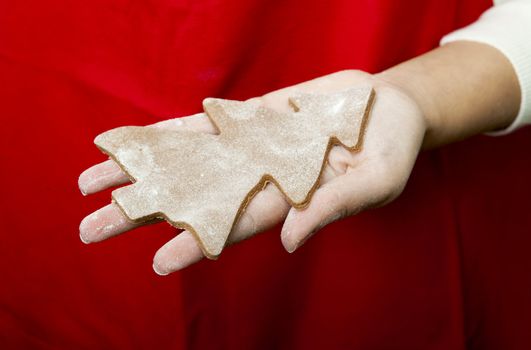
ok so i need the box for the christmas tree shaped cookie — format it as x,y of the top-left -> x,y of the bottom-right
95,86 -> 375,258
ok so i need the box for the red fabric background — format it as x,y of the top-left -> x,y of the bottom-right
1,0 -> 530,349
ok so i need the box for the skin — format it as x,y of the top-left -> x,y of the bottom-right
78,41 -> 521,275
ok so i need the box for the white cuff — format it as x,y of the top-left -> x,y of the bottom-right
440,0 -> 531,135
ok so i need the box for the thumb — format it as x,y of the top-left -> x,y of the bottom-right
280,170 -> 388,253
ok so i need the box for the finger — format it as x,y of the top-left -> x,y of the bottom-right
280,167 -> 392,253
152,231 -> 203,276
78,160 -> 129,196
152,183 -> 290,275
79,203 -> 143,243
228,183 -> 291,243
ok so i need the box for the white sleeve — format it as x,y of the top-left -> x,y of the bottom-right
440,0 -> 531,135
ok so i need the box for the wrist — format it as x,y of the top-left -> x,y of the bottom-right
375,41 -> 520,149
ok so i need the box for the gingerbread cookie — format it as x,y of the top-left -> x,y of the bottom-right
94,86 -> 375,258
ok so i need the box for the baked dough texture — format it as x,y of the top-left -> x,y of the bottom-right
94,86 -> 375,258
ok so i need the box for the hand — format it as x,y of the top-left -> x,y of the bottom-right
78,70 -> 427,275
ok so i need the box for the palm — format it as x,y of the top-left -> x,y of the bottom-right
79,70 -> 426,275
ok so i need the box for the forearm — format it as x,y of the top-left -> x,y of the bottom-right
377,41 -> 521,149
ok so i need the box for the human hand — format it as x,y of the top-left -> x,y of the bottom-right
78,70 -> 427,275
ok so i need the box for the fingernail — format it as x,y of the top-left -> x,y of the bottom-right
78,175 -> 88,196
282,228 -> 299,254
79,232 -> 91,244
79,218 -> 91,244
280,224 -> 288,238
281,210 -> 298,252
286,236 -> 305,254
281,210 -> 297,237
286,241 -> 296,254
152,263 -> 169,276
